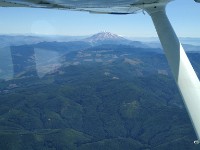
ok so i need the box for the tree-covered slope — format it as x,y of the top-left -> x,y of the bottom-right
0,58 -> 200,149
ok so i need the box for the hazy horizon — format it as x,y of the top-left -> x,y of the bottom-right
1,32 -> 200,39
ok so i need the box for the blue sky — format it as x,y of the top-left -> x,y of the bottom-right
0,0 -> 200,37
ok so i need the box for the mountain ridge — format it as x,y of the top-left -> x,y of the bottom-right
85,32 -> 127,43
83,32 -> 148,48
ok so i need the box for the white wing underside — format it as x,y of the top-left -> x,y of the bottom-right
0,0 -> 170,14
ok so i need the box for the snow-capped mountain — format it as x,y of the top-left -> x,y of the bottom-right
84,32 -> 148,48
84,32 -> 130,45
86,32 -> 126,41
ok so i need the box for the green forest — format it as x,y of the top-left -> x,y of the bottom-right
1,59 -> 200,150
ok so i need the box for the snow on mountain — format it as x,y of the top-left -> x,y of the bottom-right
83,32 -> 149,48
84,32 -> 129,44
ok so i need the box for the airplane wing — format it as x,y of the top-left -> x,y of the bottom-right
1,0 -> 200,144
0,0 -> 170,14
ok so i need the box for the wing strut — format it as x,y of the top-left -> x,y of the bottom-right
144,4 -> 200,144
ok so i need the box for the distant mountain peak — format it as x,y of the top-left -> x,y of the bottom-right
84,32 -> 127,43
92,32 -> 122,39
82,32 -> 148,48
